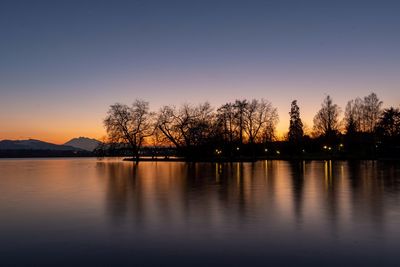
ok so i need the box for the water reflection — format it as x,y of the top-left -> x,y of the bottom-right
1,159 -> 400,265
98,160 -> 400,243
288,161 -> 305,225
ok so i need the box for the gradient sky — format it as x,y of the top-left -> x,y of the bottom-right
1,0 -> 400,143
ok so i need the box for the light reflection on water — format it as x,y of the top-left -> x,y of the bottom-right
0,158 -> 400,266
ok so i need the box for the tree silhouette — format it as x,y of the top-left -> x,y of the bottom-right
362,92 -> 383,133
155,102 -> 215,156
104,100 -> 154,161
288,100 -> 304,144
244,99 -> 278,145
234,99 -> 248,145
216,102 -> 237,144
313,95 -> 341,139
344,98 -> 363,134
101,95 -> 395,160
375,107 -> 400,138
343,93 -> 382,134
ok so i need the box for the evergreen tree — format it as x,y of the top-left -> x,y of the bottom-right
375,107 -> 400,138
288,100 -> 304,144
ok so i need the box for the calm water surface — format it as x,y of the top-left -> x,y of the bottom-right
1,158 -> 400,266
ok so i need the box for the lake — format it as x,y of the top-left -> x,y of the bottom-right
0,158 -> 400,266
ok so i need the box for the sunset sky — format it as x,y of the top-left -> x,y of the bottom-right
1,0 -> 400,144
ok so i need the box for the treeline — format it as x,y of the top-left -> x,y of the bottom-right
100,93 -> 400,160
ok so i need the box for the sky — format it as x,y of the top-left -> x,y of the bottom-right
1,0 -> 400,144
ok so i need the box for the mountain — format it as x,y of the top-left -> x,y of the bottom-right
64,137 -> 101,151
0,139 -> 82,151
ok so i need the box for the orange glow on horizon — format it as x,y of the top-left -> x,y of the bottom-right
0,123 -> 105,145
1,89 -> 397,144
0,113 -> 328,144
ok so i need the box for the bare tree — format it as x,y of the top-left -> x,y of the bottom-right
216,102 -> 238,144
234,99 -> 248,145
313,95 -> 341,137
362,92 -> 382,133
259,114 -> 279,143
344,98 -> 363,134
344,93 -> 383,134
104,100 -> 154,161
187,102 -> 215,147
155,105 -> 182,148
244,99 -> 278,145
155,102 -> 215,153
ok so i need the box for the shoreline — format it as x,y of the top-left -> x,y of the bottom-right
0,155 -> 398,161
122,156 -> 400,162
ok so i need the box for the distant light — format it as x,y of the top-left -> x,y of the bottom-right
265,148 -> 268,152
236,147 -> 240,151
339,144 -> 344,147
323,145 -> 327,149
276,150 -> 280,155
302,149 -> 305,153
328,147 -> 332,150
